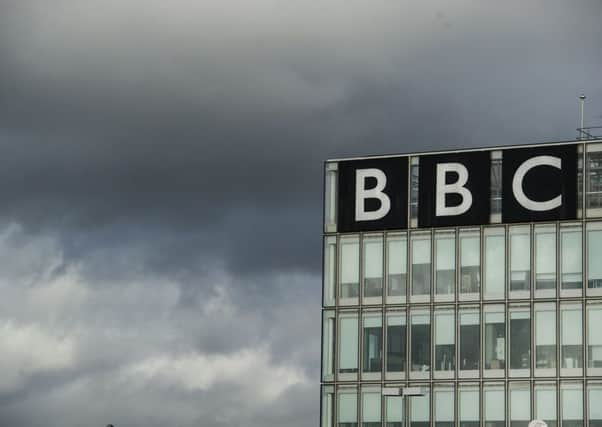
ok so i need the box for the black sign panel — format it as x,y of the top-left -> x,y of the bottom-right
337,157 -> 408,232
418,151 -> 491,227
502,145 -> 577,223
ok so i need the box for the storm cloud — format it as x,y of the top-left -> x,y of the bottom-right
0,1 -> 601,426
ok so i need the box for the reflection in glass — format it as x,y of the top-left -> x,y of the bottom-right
339,391 -> 358,427
435,231 -> 455,297
460,386 -> 479,427
412,233 -> 431,297
484,228 -> 505,299
535,225 -> 556,291
341,237 -> 360,301
561,304 -> 583,371
434,310 -> 455,374
588,225 -> 602,289
387,234 -> 407,299
460,230 -> 480,295
484,309 -> 505,371
460,311 -> 480,372
587,149 -> 602,210
535,304 -> 556,371
587,305 -> 602,370
410,388 -> 430,427
386,395 -> 403,427
510,309 -> 531,371
589,384 -> 602,427
411,312 -> 431,373
322,386 -> 334,427
324,236 -> 336,306
561,226 -> 582,290
363,315 -> 382,373
434,387 -> 454,427
510,226 -> 531,293
484,385 -> 505,427
362,392 -> 381,427
363,236 -> 383,298
535,385 -> 557,427
561,383 -> 583,427
386,314 -> 406,374
339,315 -> 359,374
323,311 -> 335,380
510,384 -> 530,427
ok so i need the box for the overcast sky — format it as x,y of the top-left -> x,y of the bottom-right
0,1 -> 601,426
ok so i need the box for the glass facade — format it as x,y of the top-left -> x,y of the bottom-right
322,141 -> 602,427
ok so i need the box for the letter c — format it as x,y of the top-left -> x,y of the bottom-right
512,155 -> 562,211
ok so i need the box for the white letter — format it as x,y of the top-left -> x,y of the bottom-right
436,163 -> 473,216
512,155 -> 562,211
355,168 -> 391,221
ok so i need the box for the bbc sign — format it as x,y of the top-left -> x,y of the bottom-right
337,144 -> 577,232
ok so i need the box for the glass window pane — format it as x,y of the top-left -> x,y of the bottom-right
491,157 -> 502,216
339,391 -> 358,426
411,233 -> 431,297
561,226 -> 582,290
535,385 -> 557,427
485,308 -> 506,371
339,315 -> 359,373
324,236 -> 337,306
386,395 -> 403,427
587,305 -> 602,369
323,312 -> 335,379
341,237 -> 360,301
322,387 -> 335,427
510,384 -> 531,427
510,226 -> 531,293
435,310 -> 455,373
363,315 -> 382,373
484,227 -> 505,299
587,224 -> 602,289
587,148 -> 602,210
535,225 -> 556,291
484,385 -> 505,427
387,234 -> 407,299
460,230 -> 480,294
561,304 -> 583,370
561,383 -> 583,427
411,311 -> 431,372
588,384 -> 602,427
362,392 -> 381,426
325,164 -> 337,229
435,231 -> 455,297
460,310 -> 480,371
510,308 -> 531,371
535,303 -> 556,371
460,386 -> 480,427
386,313 -> 406,373
410,388 -> 430,427
364,236 -> 383,298
434,387 -> 454,427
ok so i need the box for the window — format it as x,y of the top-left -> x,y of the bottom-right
338,390 -> 358,427
324,162 -> 337,232
385,395 -> 403,427
484,306 -> 505,375
411,232 -> 431,300
561,225 -> 582,293
561,382 -> 583,427
484,227 -> 505,299
387,233 -> 407,303
339,314 -> 359,377
587,304 -> 602,374
434,310 -> 455,377
363,236 -> 383,301
386,313 -> 406,377
410,310 -> 431,377
509,307 -> 531,375
362,314 -> 382,377
510,226 -> 531,296
435,231 -> 455,300
323,311 -> 335,381
340,236 -> 360,304
535,225 -> 556,295
587,223 -> 602,293
535,384 -> 557,427
561,303 -> 583,374
434,386 -> 454,427
362,390 -> 381,427
460,229 -> 480,297
510,383 -> 531,427
535,303 -> 556,375
410,159 -> 419,222
410,387 -> 429,427
324,236 -> 337,306
484,384 -> 505,427
587,144 -> 602,212
322,386 -> 335,427
459,385 -> 480,427
491,156 -> 502,217
588,383 -> 602,427
460,309 -> 480,375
